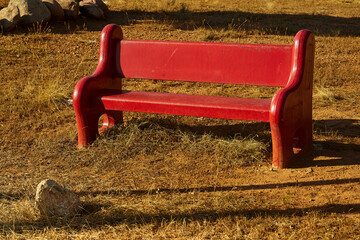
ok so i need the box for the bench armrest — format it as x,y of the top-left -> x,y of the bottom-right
73,24 -> 123,113
270,30 -> 315,124
73,24 -> 124,146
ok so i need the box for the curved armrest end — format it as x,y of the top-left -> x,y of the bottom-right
73,74 -> 100,116
285,30 -> 315,90
271,29 -> 315,123
96,24 -> 123,76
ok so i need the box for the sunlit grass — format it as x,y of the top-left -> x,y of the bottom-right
0,0 -> 359,239
94,119 -> 269,167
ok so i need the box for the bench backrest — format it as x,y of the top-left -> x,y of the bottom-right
115,40 -> 293,87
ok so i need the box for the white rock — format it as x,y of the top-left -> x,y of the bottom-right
35,179 -> 82,217
0,6 -> 20,31
8,0 -> 51,26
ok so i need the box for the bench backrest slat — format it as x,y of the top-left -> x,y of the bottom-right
116,40 -> 293,87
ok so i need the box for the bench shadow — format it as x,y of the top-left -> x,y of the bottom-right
1,176 -> 359,231
124,117 -> 360,168
2,199 -> 360,232
2,177 -> 359,201
76,177 -> 360,198
131,116 -> 272,139
314,119 -> 360,138
308,119 -> 360,167
49,203 -> 360,225
115,10 -> 360,37
4,9 -> 360,37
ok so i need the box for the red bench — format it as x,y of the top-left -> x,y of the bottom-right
73,24 -> 315,168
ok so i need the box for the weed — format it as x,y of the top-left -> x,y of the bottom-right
29,21 -> 51,34
314,84 -> 336,103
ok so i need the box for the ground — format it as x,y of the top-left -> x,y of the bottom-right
0,0 -> 360,239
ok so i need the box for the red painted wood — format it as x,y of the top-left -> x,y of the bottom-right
73,24 -> 315,168
116,40 -> 292,87
95,91 -> 271,122
73,24 -> 124,147
268,30 -> 315,168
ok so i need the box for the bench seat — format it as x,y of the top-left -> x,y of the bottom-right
94,90 -> 271,122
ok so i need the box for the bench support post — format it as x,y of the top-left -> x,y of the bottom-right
73,24 -> 124,147
270,30 -> 315,168
99,111 -> 124,134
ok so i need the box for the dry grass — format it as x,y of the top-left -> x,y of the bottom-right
95,118 -> 269,166
1,0 -> 360,239
1,191 -> 360,239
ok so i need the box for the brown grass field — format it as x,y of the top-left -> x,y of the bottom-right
1,0 -> 360,239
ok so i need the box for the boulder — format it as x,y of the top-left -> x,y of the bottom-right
35,179 -> 82,217
57,0 -> 79,20
0,6 -> 20,31
8,0 -> 51,26
79,0 -> 103,19
42,0 -> 64,22
93,0 -> 108,15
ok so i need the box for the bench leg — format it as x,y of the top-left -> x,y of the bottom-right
99,111 -> 124,134
293,120 -> 313,154
76,111 -> 102,147
271,119 -> 312,168
76,111 -> 123,147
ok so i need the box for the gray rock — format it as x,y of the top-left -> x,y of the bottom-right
93,0 -> 108,15
35,179 -> 82,217
42,0 -> 64,22
79,0 -> 104,19
8,0 -> 51,26
57,0 -> 79,20
0,6 -> 20,31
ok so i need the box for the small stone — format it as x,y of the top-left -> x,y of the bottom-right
35,179 -> 82,217
0,6 -> 20,31
305,168 -> 314,174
